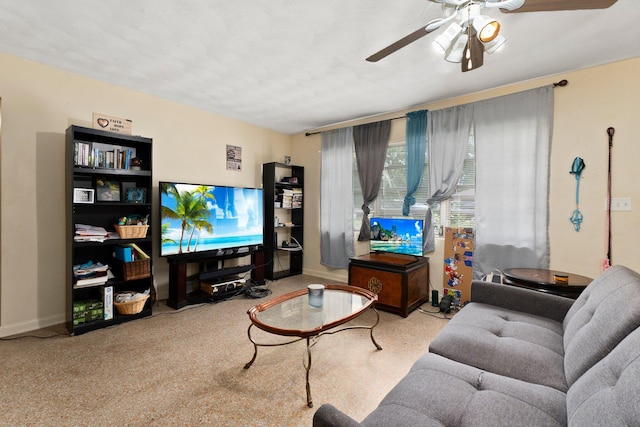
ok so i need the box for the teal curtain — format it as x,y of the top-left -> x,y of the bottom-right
402,110 -> 428,216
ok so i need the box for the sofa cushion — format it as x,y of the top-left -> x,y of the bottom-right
359,353 -> 566,427
566,326 -> 640,427
429,302 -> 567,391
313,404 -> 362,427
470,280 -> 574,323
563,265 -> 640,386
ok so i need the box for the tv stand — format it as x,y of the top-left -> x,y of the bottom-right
167,248 -> 264,309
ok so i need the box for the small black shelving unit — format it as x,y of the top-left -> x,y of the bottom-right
263,162 -> 304,280
65,125 -> 154,335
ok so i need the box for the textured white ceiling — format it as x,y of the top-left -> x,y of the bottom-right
0,1 -> 638,134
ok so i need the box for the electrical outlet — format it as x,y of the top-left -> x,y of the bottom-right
606,197 -> 632,211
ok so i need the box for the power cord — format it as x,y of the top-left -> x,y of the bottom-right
418,305 -> 452,320
243,280 -> 272,299
289,236 -> 303,252
0,332 -> 65,340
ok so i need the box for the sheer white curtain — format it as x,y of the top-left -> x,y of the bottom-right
320,128 -> 354,269
473,86 -> 554,278
424,105 -> 474,252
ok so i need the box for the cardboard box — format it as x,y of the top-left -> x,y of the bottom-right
86,300 -> 104,310
114,246 -> 133,262
73,301 -> 87,313
102,286 -> 113,320
443,227 -> 474,304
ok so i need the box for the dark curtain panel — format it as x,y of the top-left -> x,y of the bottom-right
354,120 -> 391,241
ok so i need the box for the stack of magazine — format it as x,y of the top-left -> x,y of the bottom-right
74,224 -> 115,243
73,261 -> 114,288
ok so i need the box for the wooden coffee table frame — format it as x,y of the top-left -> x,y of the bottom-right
244,284 -> 382,408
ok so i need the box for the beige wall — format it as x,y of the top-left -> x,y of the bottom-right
2,51 -> 639,336
0,53 -> 290,336
295,57 -> 640,294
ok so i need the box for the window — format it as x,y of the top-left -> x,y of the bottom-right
442,130 -> 475,229
353,131 -> 475,236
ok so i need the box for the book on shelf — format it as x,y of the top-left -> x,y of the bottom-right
73,261 -> 109,275
73,261 -> 112,287
74,271 -> 111,288
75,224 -> 108,235
74,268 -> 115,288
74,224 -> 118,243
73,141 -> 137,170
292,191 -> 303,208
128,243 -> 150,259
281,189 -> 294,208
116,243 -> 150,261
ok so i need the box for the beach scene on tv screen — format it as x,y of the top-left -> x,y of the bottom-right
370,217 -> 423,256
160,183 -> 263,256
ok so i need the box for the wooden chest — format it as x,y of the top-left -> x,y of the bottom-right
349,253 -> 429,317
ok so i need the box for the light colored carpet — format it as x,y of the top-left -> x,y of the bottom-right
0,275 -> 449,426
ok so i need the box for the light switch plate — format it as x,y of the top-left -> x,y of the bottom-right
606,197 -> 632,211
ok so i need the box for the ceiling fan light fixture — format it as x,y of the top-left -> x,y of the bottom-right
473,15 -> 501,42
483,33 -> 506,54
434,21 -> 463,52
445,33 -> 468,63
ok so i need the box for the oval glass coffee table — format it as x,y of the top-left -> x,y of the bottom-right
244,284 -> 382,408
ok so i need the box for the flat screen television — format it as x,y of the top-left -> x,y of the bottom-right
369,217 -> 424,257
159,181 -> 263,258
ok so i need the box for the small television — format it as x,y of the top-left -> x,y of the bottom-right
369,217 -> 424,257
159,181 -> 263,258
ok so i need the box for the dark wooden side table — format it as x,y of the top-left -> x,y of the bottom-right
502,268 -> 592,299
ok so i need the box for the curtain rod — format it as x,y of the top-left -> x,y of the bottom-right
305,79 -> 568,137
305,115 -> 405,137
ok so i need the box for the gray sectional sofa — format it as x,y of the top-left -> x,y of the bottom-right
313,265 -> 640,427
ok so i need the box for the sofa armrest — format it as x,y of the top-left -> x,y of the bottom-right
470,280 -> 574,322
313,404 -> 362,427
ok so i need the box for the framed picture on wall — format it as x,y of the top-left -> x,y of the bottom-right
226,144 -> 242,171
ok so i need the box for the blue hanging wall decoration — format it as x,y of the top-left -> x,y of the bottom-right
569,157 -> 586,231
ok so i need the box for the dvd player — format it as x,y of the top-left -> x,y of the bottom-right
198,264 -> 254,282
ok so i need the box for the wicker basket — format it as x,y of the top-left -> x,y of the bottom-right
115,259 -> 150,281
114,293 -> 149,315
114,224 -> 149,239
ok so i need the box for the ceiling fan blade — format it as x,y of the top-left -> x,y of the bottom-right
504,0 -> 617,13
366,24 -> 438,62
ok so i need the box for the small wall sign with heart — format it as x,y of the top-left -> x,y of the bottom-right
92,113 -> 132,135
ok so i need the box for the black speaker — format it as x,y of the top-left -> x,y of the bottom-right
439,295 -> 453,313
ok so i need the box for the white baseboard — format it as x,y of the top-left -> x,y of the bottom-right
302,268 -> 348,284
0,314 -> 65,338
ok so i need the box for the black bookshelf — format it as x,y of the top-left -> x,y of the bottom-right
263,162 -> 304,280
65,125 -> 154,335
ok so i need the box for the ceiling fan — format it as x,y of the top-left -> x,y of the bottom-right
366,0 -> 618,72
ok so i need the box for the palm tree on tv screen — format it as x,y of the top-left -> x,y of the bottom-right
161,183 -> 214,254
